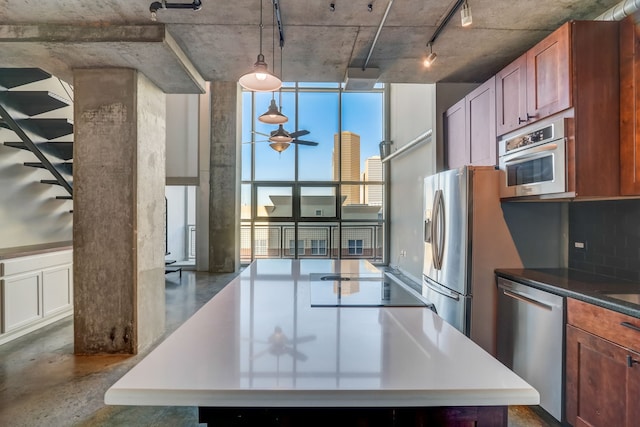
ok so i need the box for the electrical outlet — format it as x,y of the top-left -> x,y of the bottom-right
400,250 -> 407,257
574,241 -> 586,249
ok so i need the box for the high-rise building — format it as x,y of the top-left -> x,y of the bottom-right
362,155 -> 383,205
333,131 -> 360,205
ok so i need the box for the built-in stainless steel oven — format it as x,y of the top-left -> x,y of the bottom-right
498,117 -> 568,199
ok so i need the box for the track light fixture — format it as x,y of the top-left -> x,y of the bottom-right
239,0 -> 282,92
368,3 -> 373,12
329,3 -> 335,12
149,0 -> 202,21
461,0 -> 472,27
424,43 -> 437,67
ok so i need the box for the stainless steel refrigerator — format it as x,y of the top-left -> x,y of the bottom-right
422,166 -> 539,355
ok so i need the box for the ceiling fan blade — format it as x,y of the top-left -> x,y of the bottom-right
242,139 -> 269,144
251,130 -> 271,137
289,129 -> 310,138
292,139 -> 318,146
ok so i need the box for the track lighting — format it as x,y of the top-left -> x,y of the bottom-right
368,3 -> 373,12
329,3 -> 335,12
461,0 -> 472,27
424,43 -> 437,67
239,0 -> 282,92
149,1 -> 202,21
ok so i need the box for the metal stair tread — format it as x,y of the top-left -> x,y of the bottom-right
4,141 -> 74,160
0,91 -> 70,116
18,118 -> 74,140
0,68 -> 51,90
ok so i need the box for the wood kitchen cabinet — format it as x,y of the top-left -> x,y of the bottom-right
445,77 -> 496,169
566,298 -> 640,427
620,12 -> 640,195
496,21 -> 618,136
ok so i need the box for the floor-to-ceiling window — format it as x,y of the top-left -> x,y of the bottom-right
241,83 -> 385,264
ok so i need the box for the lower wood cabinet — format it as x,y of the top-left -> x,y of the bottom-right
566,298 -> 640,427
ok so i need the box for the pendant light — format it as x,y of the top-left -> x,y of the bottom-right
269,124 -> 293,143
258,3 -> 288,124
239,0 -> 282,92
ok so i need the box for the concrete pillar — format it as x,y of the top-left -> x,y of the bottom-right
209,82 -> 241,273
73,68 -> 166,354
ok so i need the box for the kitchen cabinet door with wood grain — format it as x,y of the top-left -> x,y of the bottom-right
620,12 -> 640,195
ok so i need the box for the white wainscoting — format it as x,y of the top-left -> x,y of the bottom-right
0,249 -> 72,345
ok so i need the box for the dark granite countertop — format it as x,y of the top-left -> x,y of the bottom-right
0,241 -> 73,260
495,268 -> 640,319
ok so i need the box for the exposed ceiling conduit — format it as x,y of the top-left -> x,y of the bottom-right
362,0 -> 395,70
595,0 -> 640,20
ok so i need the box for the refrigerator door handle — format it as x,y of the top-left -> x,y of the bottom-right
431,191 -> 440,269
424,276 -> 460,301
433,189 -> 445,270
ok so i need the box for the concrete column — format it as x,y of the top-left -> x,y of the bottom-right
73,68 -> 166,354
209,82 -> 241,273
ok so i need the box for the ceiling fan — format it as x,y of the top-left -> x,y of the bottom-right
245,127 -> 319,153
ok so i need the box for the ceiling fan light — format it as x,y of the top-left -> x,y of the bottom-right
269,124 -> 294,143
269,141 -> 290,153
258,99 -> 289,124
239,54 -> 282,92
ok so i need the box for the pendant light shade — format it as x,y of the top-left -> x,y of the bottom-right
269,124 -> 293,143
238,0 -> 282,92
259,98 -> 288,124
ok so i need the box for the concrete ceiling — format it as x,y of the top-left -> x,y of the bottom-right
0,0 -> 624,93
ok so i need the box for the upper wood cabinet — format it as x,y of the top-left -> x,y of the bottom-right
445,77 -> 496,169
620,12 -> 640,195
496,54 -> 527,136
444,98 -> 466,170
496,21 -> 617,137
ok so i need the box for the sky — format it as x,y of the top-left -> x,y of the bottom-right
242,85 -> 384,183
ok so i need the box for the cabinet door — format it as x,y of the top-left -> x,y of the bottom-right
526,22 -> 571,121
620,13 -> 640,195
566,324 -> 640,427
496,54 -> 527,136
444,98 -> 467,169
467,76 -> 496,166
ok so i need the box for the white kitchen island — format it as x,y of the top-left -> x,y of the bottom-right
105,259 -> 538,426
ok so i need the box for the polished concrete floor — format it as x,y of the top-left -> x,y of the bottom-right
0,271 -> 560,427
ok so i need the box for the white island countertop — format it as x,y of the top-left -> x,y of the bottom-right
105,259 -> 539,408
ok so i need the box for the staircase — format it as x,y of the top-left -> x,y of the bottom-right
0,68 -> 74,200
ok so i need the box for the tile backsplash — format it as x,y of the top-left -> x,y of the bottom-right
569,200 -> 640,281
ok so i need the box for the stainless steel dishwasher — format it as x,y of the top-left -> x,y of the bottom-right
496,277 -> 565,422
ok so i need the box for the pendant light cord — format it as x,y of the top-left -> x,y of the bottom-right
259,0 -> 264,56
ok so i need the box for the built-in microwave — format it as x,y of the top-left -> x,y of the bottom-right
498,118 -> 568,199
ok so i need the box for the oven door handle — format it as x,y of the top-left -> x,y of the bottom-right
502,141 -> 560,163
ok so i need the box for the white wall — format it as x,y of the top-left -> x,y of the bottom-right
387,83 -> 478,281
0,77 -> 73,249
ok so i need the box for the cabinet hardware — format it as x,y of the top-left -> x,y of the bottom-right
517,114 -> 535,124
621,321 -> 640,333
627,355 -> 639,368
